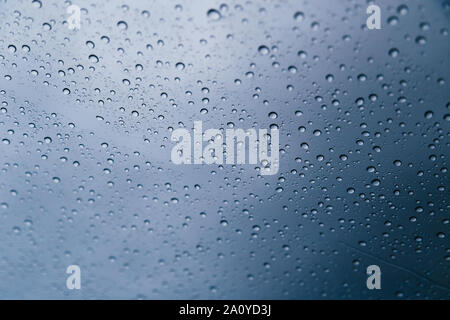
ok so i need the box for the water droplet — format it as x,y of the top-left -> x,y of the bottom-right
258,45 -> 270,55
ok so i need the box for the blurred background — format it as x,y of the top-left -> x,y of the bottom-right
0,0 -> 448,299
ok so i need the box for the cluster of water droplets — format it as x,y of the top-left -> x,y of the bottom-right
0,0 -> 448,299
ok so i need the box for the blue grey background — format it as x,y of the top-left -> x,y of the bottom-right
0,0 -> 448,299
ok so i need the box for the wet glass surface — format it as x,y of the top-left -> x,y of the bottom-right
0,0 -> 448,299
